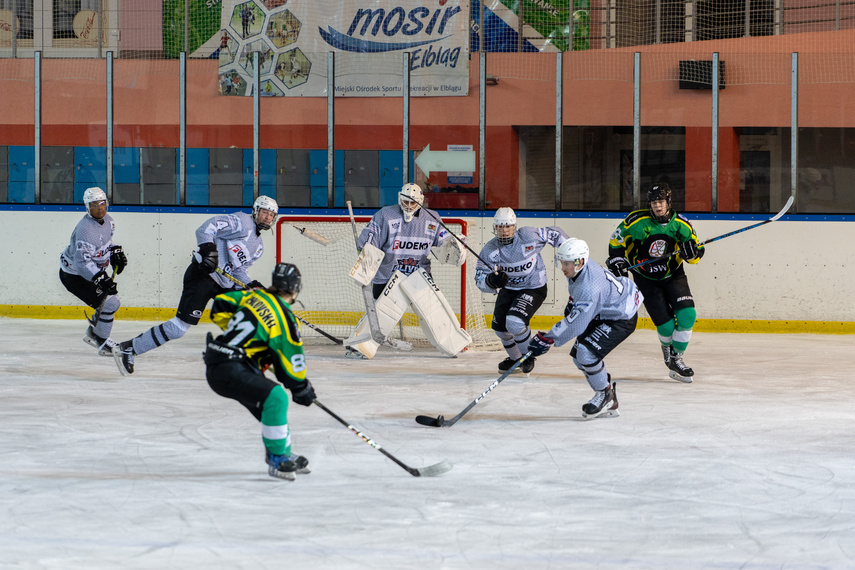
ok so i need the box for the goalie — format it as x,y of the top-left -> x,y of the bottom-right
346,183 -> 471,359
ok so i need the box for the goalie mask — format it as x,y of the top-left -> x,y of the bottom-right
271,263 -> 301,298
399,183 -> 424,223
493,207 -> 516,245
83,187 -> 108,221
555,238 -> 589,272
647,183 -> 672,224
253,195 -> 279,231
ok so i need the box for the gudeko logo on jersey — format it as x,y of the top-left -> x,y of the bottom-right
320,2 -> 464,66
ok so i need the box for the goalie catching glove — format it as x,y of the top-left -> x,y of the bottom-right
527,332 -> 554,357
679,240 -> 700,261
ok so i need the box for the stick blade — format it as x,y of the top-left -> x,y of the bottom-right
417,459 -> 453,477
415,414 -> 444,427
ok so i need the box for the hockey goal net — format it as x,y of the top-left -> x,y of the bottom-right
275,215 -> 500,351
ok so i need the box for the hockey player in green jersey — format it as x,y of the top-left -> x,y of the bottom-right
607,183 -> 703,383
204,262 -> 316,480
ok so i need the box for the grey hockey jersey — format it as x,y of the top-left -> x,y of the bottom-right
195,212 -> 264,289
59,214 -> 116,280
545,260 -> 643,347
357,205 -> 449,285
475,226 -> 568,293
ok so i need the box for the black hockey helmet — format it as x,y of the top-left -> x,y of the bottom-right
647,183 -> 672,223
271,263 -> 301,297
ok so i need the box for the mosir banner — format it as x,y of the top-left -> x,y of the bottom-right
217,0 -> 470,97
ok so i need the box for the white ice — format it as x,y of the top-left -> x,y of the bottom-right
1,318 -> 855,569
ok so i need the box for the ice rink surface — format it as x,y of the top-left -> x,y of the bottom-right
1,317 -> 854,569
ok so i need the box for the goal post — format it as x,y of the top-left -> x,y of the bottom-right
276,214 -> 500,351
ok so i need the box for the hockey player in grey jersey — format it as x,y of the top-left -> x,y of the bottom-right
111,195 -> 279,376
527,238 -> 643,419
474,207 -> 568,375
59,187 -> 128,356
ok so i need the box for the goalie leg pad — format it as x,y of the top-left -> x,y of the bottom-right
399,269 -> 472,356
345,272 -> 410,359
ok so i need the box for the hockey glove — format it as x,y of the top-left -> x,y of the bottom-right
246,280 -> 263,290
564,299 -> 574,317
485,270 -> 509,290
93,270 -> 118,299
527,332 -> 554,357
679,240 -> 700,261
291,380 -> 316,407
109,245 -> 128,275
606,256 -> 630,278
195,242 -> 219,273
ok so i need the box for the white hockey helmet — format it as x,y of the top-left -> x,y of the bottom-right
555,238 -> 589,269
253,195 -> 279,231
399,183 -> 424,222
493,207 -> 517,245
83,186 -> 108,219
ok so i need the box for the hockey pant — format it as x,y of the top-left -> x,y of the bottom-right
347,269 -> 472,359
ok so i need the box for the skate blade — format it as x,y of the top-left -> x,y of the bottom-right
582,408 -> 620,420
83,335 -> 114,357
668,370 -> 693,383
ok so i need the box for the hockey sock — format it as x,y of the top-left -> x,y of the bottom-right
672,306 -> 696,353
496,330 -> 522,360
507,316 -> 532,359
656,318 -> 675,347
261,386 -> 291,456
132,316 -> 191,356
573,344 -> 609,391
93,296 -> 121,339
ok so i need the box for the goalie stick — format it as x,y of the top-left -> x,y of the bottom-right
628,195 -> 794,271
403,192 -> 500,275
84,268 -> 117,326
313,399 -> 452,477
211,268 -> 365,347
415,352 -> 533,428
346,201 -> 412,352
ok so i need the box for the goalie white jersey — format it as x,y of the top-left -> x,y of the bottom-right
357,205 -> 449,285
59,214 -> 116,279
195,212 -> 265,289
475,226 -> 568,292
546,260 -> 643,348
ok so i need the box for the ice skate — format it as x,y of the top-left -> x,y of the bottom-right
344,347 -> 367,360
582,377 -> 619,419
266,450 -> 310,480
520,356 -> 536,376
83,326 -> 117,357
667,347 -> 694,383
498,357 -> 518,373
112,340 -> 135,376
661,344 -> 671,367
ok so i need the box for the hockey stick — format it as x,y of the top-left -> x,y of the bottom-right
628,195 -> 794,271
84,268 -> 117,326
346,201 -> 412,352
415,351 -> 533,428
402,192 -> 499,273
292,225 -> 331,246
313,399 -> 453,477
213,268 -> 360,346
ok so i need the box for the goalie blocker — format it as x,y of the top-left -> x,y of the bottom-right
345,269 -> 472,359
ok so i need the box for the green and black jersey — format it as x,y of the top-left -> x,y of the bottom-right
210,289 -> 307,391
608,209 -> 703,282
